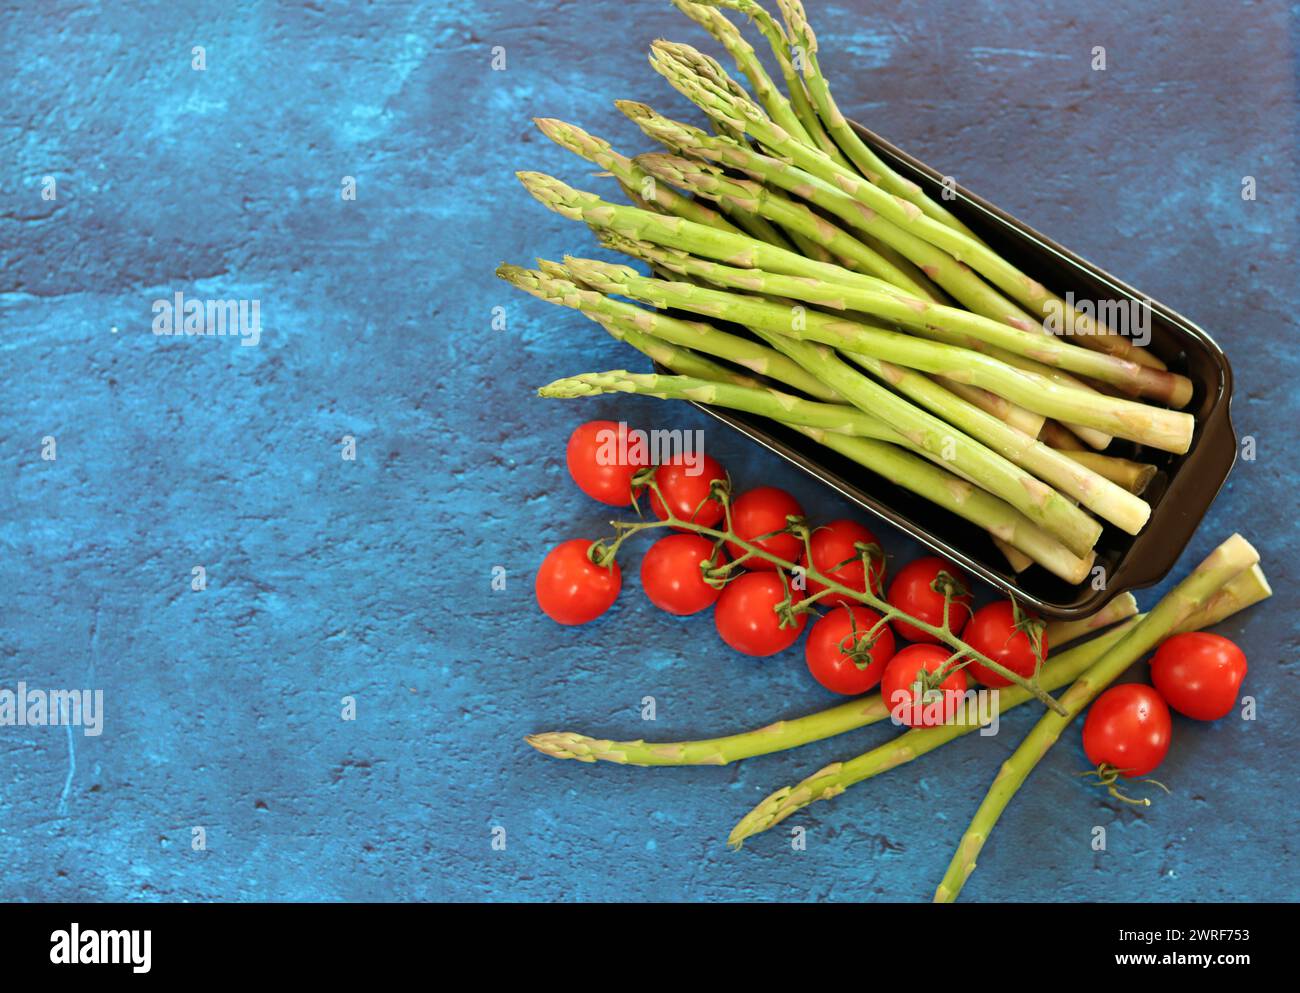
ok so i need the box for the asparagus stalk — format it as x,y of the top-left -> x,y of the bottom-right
531,117 -> 744,235
729,561 -> 1270,846
934,534 -> 1260,902
992,536 -> 1034,573
935,380 -> 1046,438
770,0 -> 983,239
700,0 -> 852,168
1041,592 -> 1139,646
497,262 -> 843,402
539,369 -> 914,441
530,570 -> 1264,770
720,198 -> 800,250
590,314 -> 763,385
634,152 -> 943,301
1039,420 -> 1086,451
648,40 -> 1174,375
634,152 -> 1186,406
669,0 -> 816,149
1058,450 -> 1159,496
563,255 -> 1194,456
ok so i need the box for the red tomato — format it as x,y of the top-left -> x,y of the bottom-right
805,606 -> 896,695
535,539 -> 621,625
648,454 -> 727,529
640,534 -> 724,616
963,600 -> 1048,688
880,644 -> 968,728
801,519 -> 886,605
714,572 -> 806,657
724,486 -> 805,569
565,420 -> 648,506
1150,633 -> 1248,721
886,557 -> 973,643
1082,684 -> 1172,778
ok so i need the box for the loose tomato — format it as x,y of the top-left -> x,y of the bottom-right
886,556 -> 973,644
963,600 -> 1048,688
640,534 -> 724,616
714,571 -> 806,657
1150,632 -> 1247,721
535,539 -> 622,625
648,454 -> 727,529
805,606 -> 896,695
724,486 -> 805,569
801,519 -> 885,605
565,420 -> 648,506
1082,684 -> 1171,778
880,643 -> 968,728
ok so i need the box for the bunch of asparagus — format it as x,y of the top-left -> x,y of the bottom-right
498,0 -> 1196,583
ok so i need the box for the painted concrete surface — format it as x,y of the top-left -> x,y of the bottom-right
0,0 -> 1296,902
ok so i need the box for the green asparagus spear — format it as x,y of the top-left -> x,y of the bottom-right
669,0 -> 816,149
497,262 -> 841,402
700,0 -> 853,168
771,0 -> 983,239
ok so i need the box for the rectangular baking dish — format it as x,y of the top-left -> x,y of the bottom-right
660,119 -> 1237,620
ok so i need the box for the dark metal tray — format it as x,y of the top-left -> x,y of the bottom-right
662,119 -> 1237,620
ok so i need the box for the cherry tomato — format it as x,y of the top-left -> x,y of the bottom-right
565,420 -> 648,506
963,600 -> 1048,688
1150,632 -> 1247,721
535,539 -> 622,625
1082,684 -> 1172,778
724,486 -> 805,569
714,571 -> 806,657
648,454 -> 727,529
801,519 -> 886,605
880,643 -> 968,728
640,534 -> 724,616
805,606 -> 896,695
886,556 -> 973,644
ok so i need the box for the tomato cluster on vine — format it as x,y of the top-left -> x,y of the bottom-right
540,421 -> 1059,717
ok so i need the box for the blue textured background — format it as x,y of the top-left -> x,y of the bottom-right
1,0 -> 1296,902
